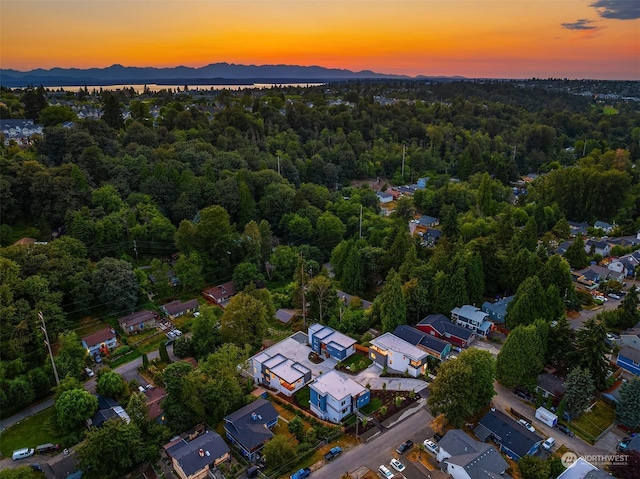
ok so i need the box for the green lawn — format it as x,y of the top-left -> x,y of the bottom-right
0,407 -> 67,458
570,400 -> 616,444
0,466 -> 42,479
295,386 -> 310,409
603,106 -> 619,115
360,397 -> 383,415
339,353 -> 372,371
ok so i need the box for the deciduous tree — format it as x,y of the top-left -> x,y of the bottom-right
56,388 -> 98,430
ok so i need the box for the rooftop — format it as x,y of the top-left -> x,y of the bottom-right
309,369 -> 367,401
81,327 -> 115,347
165,430 -> 230,477
370,332 -> 428,361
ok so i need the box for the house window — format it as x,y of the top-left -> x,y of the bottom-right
341,400 -> 346,406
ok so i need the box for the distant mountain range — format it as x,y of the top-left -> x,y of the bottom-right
0,63 -> 456,87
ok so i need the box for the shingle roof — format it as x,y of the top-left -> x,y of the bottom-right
392,325 -> 449,354
418,314 -> 475,340
81,328 -> 115,347
619,346 -> 640,363
223,399 -> 279,451
477,410 -> 541,459
439,430 -> 509,479
118,310 -> 156,327
166,431 -> 230,477
162,299 -> 199,315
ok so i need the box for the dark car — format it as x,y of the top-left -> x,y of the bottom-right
514,388 -> 532,401
396,440 -> 413,454
556,423 -> 574,437
433,433 -> 443,442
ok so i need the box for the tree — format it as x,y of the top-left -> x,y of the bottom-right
0,467 -> 37,479
307,274 -> 335,324
428,348 -> 495,427
190,305 -> 222,359
288,415 -> 304,441
220,292 -> 268,348
126,391 -> 150,429
547,317 -> 575,372
101,92 -> 124,130
262,434 -> 296,469
54,331 -> 87,380
315,211 -> 346,258
39,105 -> 76,127
76,419 -> 146,479
506,276 -> 549,329
56,388 -> 98,430
518,455 -> 551,479
96,370 -> 127,400
496,325 -> 546,388
618,286 -> 640,330
93,257 -> 139,312
378,269 -> 406,333
564,366 -> 595,418
440,204 -> 459,239
616,377 -> 640,429
233,262 -> 263,291
564,235 -> 589,269
573,316 -> 609,390
174,252 -> 205,292
159,341 -> 171,363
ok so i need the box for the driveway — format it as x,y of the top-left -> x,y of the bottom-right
353,365 -> 428,393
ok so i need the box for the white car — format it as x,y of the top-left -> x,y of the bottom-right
379,465 -> 394,479
173,329 -> 182,337
518,419 -> 536,433
608,293 -> 621,300
390,458 -> 405,472
84,367 -> 95,378
424,439 -> 439,454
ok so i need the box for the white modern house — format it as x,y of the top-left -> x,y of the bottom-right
368,332 -> 428,377
309,370 -> 370,423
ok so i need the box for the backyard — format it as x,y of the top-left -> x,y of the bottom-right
569,400 -> 616,444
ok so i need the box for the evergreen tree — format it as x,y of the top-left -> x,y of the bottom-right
564,235 -> 589,269
101,92 -> 124,129
547,317 -> 575,372
496,324 -> 546,389
379,269 -> 407,333
616,377 -> 640,429
440,204 -> 459,239
618,285 -> 640,330
573,316 -> 609,390
159,341 -> 171,363
564,366 -> 595,418
506,276 -> 548,329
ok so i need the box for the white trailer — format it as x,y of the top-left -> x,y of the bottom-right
535,406 -> 558,427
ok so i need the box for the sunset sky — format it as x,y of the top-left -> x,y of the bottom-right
1,0 -> 639,79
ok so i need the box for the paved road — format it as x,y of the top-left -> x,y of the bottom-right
313,406 -> 435,479
569,278 -> 640,330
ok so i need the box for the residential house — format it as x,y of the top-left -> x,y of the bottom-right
161,299 -> 199,319
336,290 -> 372,310
249,350 -> 311,397
81,328 -> 117,358
376,191 -> 393,204
1,119 -> 43,145
275,308 -> 298,324
557,457 -> 611,479
607,259 -> 629,277
88,395 -> 131,428
556,240 -> 573,255
392,325 -> 451,360
574,265 -> 624,286
164,430 -> 230,479
436,429 -> 510,479
481,296 -> 514,325
616,346 -> 640,376
568,221 -> 589,237
118,310 -> 157,335
593,221 -> 614,234
474,410 -> 542,460
368,332 -> 428,377
451,305 -> 493,337
308,324 -> 356,361
417,215 -> 440,227
620,328 -> 640,349
417,177 -> 429,188
42,454 -> 80,479
308,370 -> 370,423
223,398 -> 279,461
615,250 -> 640,277
145,386 -> 167,424
416,314 -> 476,348
584,239 -> 611,257
202,281 -> 237,306
536,373 -> 565,399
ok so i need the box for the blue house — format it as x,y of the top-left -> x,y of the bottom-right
616,346 -> 640,376
308,324 -> 356,361
223,398 -> 279,461
309,370 -> 370,423
481,296 -> 514,325
475,410 -> 542,461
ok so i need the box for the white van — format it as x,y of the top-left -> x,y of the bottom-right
12,448 -> 35,460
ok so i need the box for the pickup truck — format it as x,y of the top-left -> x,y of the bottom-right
323,446 -> 342,461
290,467 -> 311,479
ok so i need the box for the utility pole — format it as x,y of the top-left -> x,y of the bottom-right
301,259 -> 307,330
359,204 -> 363,239
133,240 -> 138,262
40,311 -> 60,387
583,140 -> 587,157
277,155 -> 281,176
512,145 -> 517,163
401,144 -> 406,179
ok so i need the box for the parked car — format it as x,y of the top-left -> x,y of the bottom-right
93,353 -> 102,363
291,467 -> 311,479
618,438 -> 631,451
390,458 -> 405,473
556,423 -> 574,437
542,437 -> 556,451
173,329 -> 182,337
514,388 -> 532,401
36,443 -> 60,454
166,331 -> 176,340
378,465 -> 394,479
424,439 -> 439,454
84,367 -> 95,378
395,440 -> 413,454
12,448 -> 34,461
608,293 -> 621,300
518,419 -> 536,433
323,446 -> 342,461
594,295 -> 608,302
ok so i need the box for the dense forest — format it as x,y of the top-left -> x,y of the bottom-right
1,79 -> 640,422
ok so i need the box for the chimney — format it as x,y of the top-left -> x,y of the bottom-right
251,412 -> 257,421
198,449 -> 204,457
